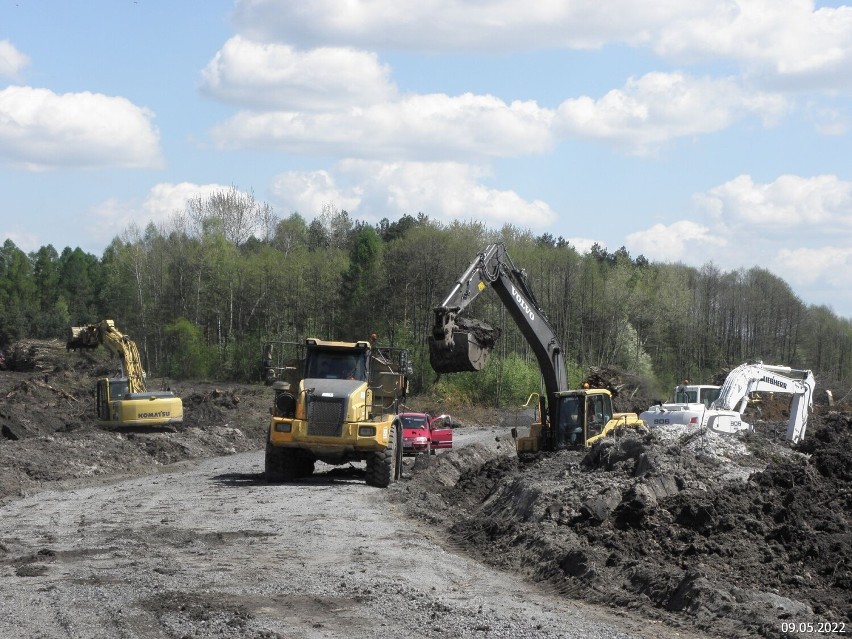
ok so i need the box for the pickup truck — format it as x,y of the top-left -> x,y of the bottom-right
400,412 -> 454,455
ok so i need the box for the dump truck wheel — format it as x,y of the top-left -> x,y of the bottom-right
366,422 -> 400,488
265,442 -> 296,482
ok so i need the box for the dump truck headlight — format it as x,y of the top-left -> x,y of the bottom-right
274,422 -> 292,433
358,426 -> 376,437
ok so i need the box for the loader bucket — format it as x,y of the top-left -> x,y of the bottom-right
429,312 -> 501,373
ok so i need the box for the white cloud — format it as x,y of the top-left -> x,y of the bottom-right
200,36 -> 397,110
0,86 -> 163,171
269,170 -> 362,216
555,72 -> 788,154
806,104 -> 849,135
211,93 -> 554,160
231,0 -> 688,51
142,182 -> 235,222
88,182 -> 234,248
773,245 -> 852,315
654,1 -> 852,87
270,160 -> 556,228
627,173 -> 852,315
0,40 -> 29,79
231,0 -> 852,87
695,174 -> 852,228
566,237 -> 602,254
776,245 -> 852,287
626,220 -> 728,262
0,228 -> 41,253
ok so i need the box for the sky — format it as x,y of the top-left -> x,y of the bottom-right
1,0 -> 852,318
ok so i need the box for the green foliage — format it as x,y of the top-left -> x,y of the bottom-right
3,203 -> 852,394
163,317 -> 216,380
337,225 -> 383,340
429,353 -> 542,408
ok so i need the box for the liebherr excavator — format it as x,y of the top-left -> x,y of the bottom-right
640,362 -> 815,443
429,242 -> 645,450
67,320 -> 183,429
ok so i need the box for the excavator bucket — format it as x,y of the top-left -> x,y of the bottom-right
428,310 -> 501,373
67,325 -> 100,350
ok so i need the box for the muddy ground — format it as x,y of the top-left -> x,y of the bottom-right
1,339 -> 850,639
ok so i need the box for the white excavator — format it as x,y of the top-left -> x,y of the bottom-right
640,362 -> 816,443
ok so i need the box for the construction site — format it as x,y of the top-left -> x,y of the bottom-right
0,337 -> 849,638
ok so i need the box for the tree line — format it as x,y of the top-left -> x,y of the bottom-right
2,187 -> 850,405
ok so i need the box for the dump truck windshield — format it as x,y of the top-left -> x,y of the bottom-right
307,350 -> 368,381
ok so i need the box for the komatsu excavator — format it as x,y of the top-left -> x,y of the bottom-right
428,242 -> 645,450
67,320 -> 183,429
640,362 -> 815,443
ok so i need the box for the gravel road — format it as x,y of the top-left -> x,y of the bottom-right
0,447 -> 696,639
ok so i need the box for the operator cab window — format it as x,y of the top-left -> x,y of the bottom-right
110,379 -> 130,399
586,395 -> 611,439
556,396 -> 583,447
703,388 -> 721,407
675,389 -> 698,403
308,351 -> 368,381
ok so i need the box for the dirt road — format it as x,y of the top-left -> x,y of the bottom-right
0,449 -> 692,639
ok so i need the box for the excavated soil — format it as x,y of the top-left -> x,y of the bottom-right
0,339 -> 270,501
2,339 -> 851,639
393,405 -> 852,639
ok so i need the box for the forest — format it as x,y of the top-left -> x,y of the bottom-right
1,186 -> 851,406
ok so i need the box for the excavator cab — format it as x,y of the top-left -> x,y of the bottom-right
428,307 -> 501,373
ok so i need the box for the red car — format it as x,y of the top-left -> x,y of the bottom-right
400,412 -> 454,455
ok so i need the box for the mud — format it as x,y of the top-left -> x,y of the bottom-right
3,339 -> 851,639
395,409 -> 852,639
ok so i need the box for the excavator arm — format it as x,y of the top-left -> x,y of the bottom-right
710,362 -> 815,443
67,319 -> 148,394
429,243 -> 569,438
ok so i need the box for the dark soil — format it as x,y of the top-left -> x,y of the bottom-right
0,339 -> 270,501
394,402 -> 852,639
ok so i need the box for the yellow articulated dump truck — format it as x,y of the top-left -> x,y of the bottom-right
262,337 -> 410,487
67,319 -> 183,430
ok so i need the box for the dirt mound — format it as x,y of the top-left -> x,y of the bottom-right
0,339 -> 271,502
396,412 -> 852,639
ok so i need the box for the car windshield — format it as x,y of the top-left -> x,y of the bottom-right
401,415 -> 428,429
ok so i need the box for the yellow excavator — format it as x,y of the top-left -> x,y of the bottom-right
67,320 -> 183,429
429,242 -> 645,450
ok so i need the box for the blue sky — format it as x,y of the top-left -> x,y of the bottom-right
2,0 -> 852,317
